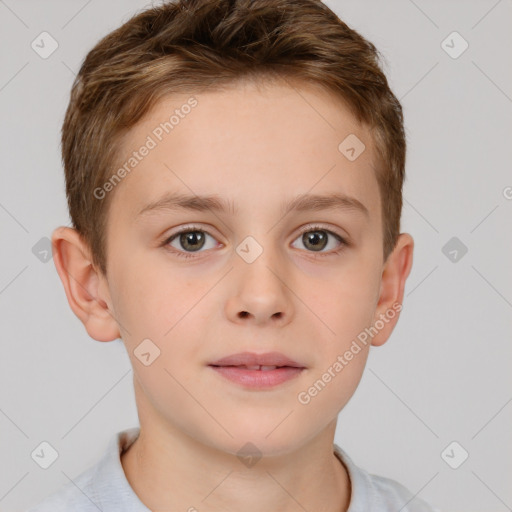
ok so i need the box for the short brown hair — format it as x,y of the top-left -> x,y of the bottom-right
61,0 -> 406,276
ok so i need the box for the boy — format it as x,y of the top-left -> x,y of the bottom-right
28,0 -> 441,510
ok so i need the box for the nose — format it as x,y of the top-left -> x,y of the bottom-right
225,252 -> 294,327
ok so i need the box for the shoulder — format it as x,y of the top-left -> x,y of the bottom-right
366,473 -> 441,512
334,444 -> 442,512
26,427 -> 144,512
25,464 -> 98,512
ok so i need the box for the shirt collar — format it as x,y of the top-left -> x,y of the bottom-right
92,427 -> 150,511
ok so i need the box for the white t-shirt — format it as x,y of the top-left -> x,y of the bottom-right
26,427 -> 441,512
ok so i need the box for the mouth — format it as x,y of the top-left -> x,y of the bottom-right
208,351 -> 305,369
208,352 -> 306,389
210,364 -> 295,371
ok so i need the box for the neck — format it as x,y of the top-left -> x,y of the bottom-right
121,420 -> 351,512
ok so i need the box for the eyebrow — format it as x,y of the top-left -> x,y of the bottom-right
136,192 -> 370,219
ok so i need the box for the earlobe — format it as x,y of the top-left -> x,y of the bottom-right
370,233 -> 414,347
51,226 -> 120,342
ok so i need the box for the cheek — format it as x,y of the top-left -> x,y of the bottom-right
113,266 -> 210,375
131,348 -> 213,445
110,252 -> 187,335
295,344 -> 369,428
305,265 -> 379,338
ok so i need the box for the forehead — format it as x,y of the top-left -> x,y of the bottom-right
108,79 -> 380,224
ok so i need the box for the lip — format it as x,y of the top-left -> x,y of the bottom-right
208,351 -> 306,390
209,351 -> 305,368
210,366 -> 304,389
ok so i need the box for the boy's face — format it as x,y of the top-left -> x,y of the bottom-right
55,79 -> 413,456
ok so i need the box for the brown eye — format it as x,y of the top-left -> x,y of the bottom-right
164,228 -> 219,259
291,226 -> 345,256
302,230 -> 329,251
178,231 -> 206,252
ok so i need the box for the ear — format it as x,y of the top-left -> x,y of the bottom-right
51,226 -> 120,342
370,233 -> 414,347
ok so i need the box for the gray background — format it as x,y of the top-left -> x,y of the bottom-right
1,0 -> 511,511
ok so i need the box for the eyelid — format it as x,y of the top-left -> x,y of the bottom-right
295,222 -> 347,241
164,223 -> 222,242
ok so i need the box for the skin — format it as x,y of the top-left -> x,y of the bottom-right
52,77 -> 413,512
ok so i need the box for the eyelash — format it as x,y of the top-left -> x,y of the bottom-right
162,224 -> 348,260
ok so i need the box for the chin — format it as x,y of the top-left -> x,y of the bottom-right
211,424 -> 312,459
